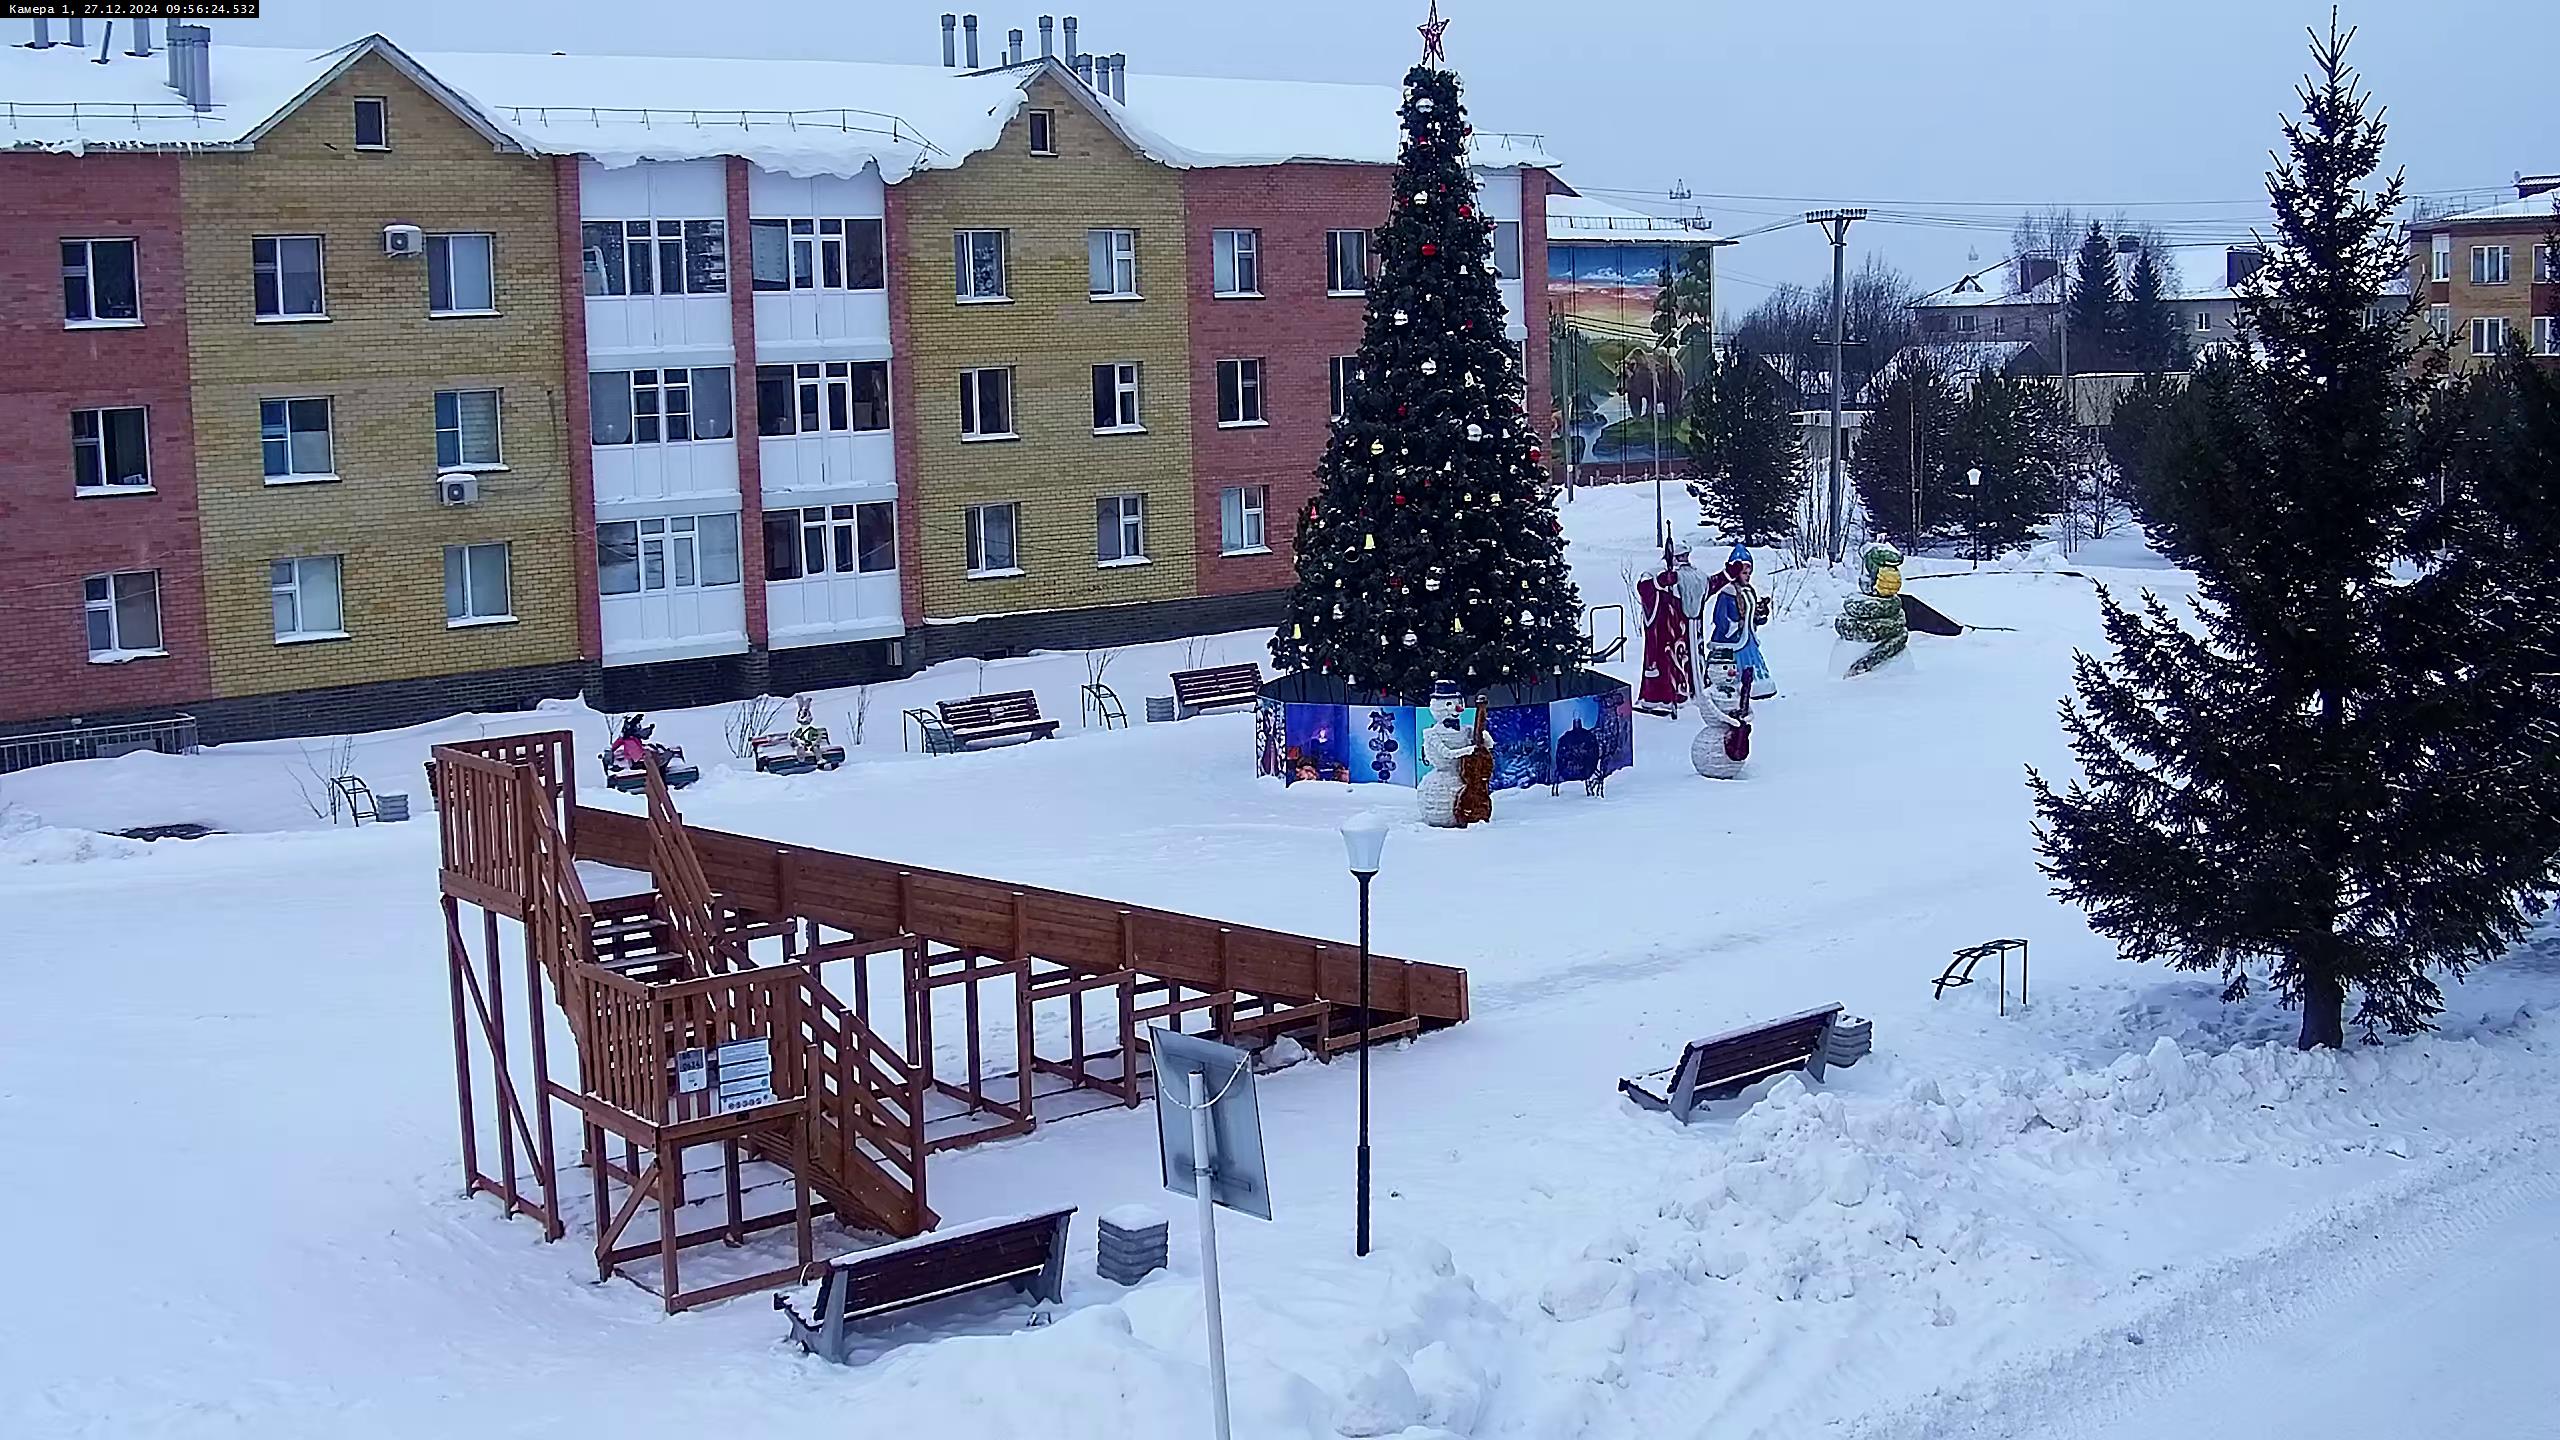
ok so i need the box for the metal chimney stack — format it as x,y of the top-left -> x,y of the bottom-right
28,18 -> 54,49
940,13 -> 957,66
1038,15 -> 1054,58
961,14 -> 979,67
1007,28 -> 1023,64
66,17 -> 84,48
169,23 -> 211,111
1062,16 -> 1079,68
129,17 -> 154,57
1072,53 -> 1093,89
1109,53 -> 1125,102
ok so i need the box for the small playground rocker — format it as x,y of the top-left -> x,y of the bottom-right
601,713 -> 699,793
752,696 -> 847,775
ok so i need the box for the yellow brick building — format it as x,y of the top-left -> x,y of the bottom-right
182,51 -> 581,706
897,72 -> 1197,629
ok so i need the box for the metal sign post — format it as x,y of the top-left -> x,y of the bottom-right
1151,1027 -> 1271,1440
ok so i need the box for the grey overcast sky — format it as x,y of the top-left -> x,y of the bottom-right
220,0 -> 2535,297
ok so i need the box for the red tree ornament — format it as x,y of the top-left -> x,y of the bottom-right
1422,242 -> 1439,256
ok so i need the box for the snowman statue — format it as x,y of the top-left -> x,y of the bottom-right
1416,679 -> 1487,829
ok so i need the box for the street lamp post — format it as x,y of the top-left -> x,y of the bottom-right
1339,812 -> 1388,1257
1967,466 -> 1984,570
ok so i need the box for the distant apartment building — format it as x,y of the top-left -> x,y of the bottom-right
0,17 -> 1557,745
2407,173 -> 2559,370
1912,242 -> 2268,361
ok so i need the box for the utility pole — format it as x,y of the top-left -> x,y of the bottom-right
1805,208 -> 1866,563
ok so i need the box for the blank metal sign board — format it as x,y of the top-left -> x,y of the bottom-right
1151,1027 -> 1272,1222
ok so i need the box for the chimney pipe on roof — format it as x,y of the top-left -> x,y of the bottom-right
1072,53 -> 1093,89
1008,28 -> 1023,64
1062,16 -> 1079,67
129,17 -> 153,57
169,23 -> 211,111
961,14 -> 979,68
940,13 -> 957,66
28,18 -> 54,48
1109,53 -> 1125,102
1039,15 -> 1054,58
66,18 -> 84,48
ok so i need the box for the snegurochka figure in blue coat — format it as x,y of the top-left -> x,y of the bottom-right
1704,544 -> 1778,703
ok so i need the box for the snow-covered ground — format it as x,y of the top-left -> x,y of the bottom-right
4,484 -> 2554,1439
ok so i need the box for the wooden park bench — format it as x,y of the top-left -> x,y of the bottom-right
935,691 -> 1061,749
776,1208 -> 1075,1364
1170,663 -> 1264,719
1619,1004 -> 1856,1124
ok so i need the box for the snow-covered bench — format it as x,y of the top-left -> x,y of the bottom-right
1619,1004 -> 1856,1124
1169,663 -> 1263,719
775,1208 -> 1075,1363
936,690 -> 1061,748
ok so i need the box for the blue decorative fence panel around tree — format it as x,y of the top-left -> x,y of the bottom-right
1255,671 -> 1633,790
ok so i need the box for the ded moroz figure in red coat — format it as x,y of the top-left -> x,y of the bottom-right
1635,539 -> 1697,715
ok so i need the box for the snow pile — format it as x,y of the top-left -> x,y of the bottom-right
0,804 -> 143,865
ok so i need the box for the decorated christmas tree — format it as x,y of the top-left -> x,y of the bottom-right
1267,6 -> 1583,700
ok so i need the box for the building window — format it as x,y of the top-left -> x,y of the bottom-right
1326,229 -> 1369,294
1492,220 -> 1523,280
1089,228 -> 1140,298
1956,313 -> 1979,334
260,397 -> 336,481
2431,232 -> 2451,282
590,367 -> 733,445
2538,245 -> 2558,284
580,219 -> 726,297
966,502 -> 1020,575
765,502 -> 895,580
72,406 -> 150,493
2428,304 -> 2452,340
749,218 -> 885,292
1329,355 -> 1361,420
2195,309 -> 2213,333
1217,358 -> 1265,426
444,542 -> 513,625
2537,316 -> 2558,357
2472,316 -> 2510,355
427,233 -> 496,314
84,571 -> 162,659
1219,484 -> 1267,554
1213,228 -> 1260,296
954,229 -> 1009,301
960,367 -> 1015,439
252,235 -> 326,319
435,389 -> 504,470
1992,314 -> 2010,336
1096,493 -> 1146,564
1027,108 -> 1055,155
62,238 -> 139,325
596,514 -> 741,595
353,96 -> 389,149
2472,246 -> 2512,286
756,361 -> 889,436
270,555 -> 345,642
1092,362 -> 1142,432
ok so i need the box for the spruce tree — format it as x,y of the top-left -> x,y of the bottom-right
2064,221 -> 2125,373
1857,353 -> 1960,549
2122,244 -> 2192,373
1952,369 -> 2070,555
1269,56 -> 1582,699
1689,349 -> 1806,545
2030,19 -> 2560,1048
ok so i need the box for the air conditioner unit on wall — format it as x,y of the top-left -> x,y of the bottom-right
384,224 -> 424,258
438,474 -> 480,507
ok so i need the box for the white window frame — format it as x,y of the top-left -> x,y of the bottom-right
2539,244 -> 2558,284
1217,357 -> 1266,427
444,542 -> 514,627
1492,220 -> 1523,280
757,360 -> 889,436
590,367 -> 733,446
2194,309 -> 2212,333
1955,312 -> 1979,334
353,96 -> 390,150
2471,245 -> 2512,286
1329,355 -> 1361,420
72,405 -> 151,494
260,396 -> 336,484
2431,231 -> 2451,282
1027,108 -> 1056,156
2537,316 -> 2559,357
1213,228 -> 1260,297
1089,228 -> 1140,299
965,502 -> 1022,578
269,555 -> 346,644
62,237 -> 141,327
767,502 -> 897,581
2428,303 -> 2452,340
2471,315 -> 2510,356
435,388 -> 505,472
596,514 -> 741,596
252,234 -> 327,321
749,217 -> 885,293
426,232 -> 496,316
960,366 -> 1016,441
580,219 -> 726,297
1219,484 -> 1268,556
1096,493 -> 1147,566
955,229 -> 1010,302
1092,361 -> 1142,433
84,571 -> 164,661
1325,229 -> 1368,295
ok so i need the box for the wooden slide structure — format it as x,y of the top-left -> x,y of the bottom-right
429,731 -> 1468,1311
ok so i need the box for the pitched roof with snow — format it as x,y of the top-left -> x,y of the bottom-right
1913,243 -> 2264,309
0,32 -> 1559,180
1546,192 -> 1722,244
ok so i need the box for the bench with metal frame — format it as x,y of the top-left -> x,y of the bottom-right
1169,663 -> 1264,719
1619,1004 -> 1848,1124
936,691 -> 1062,749
776,1207 -> 1075,1363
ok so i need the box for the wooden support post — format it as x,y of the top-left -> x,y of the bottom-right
657,1142 -> 681,1313
1215,929 -> 1236,1043
485,906 -> 517,1213
444,896 -> 480,1196
963,952 -> 984,1113
523,906 -> 562,1240
723,1139 -> 744,1246
1011,893 -> 1033,1129
587,1119 -> 611,1282
1119,970 -> 1139,1107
